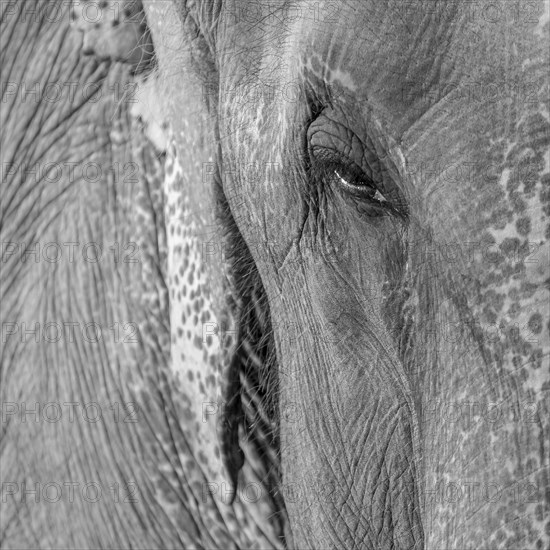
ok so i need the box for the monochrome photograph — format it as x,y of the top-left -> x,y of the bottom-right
1,0 -> 549,548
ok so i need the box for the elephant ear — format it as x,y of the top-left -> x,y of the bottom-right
217,196 -> 282,509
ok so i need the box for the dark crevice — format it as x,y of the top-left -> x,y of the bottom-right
213,154 -> 289,547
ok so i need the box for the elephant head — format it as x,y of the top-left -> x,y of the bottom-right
144,0 -> 549,548
2,0 -> 549,548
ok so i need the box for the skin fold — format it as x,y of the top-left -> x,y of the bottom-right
2,0 -> 549,548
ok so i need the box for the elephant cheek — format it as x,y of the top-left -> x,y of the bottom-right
272,291 -> 422,549
278,379 -> 423,550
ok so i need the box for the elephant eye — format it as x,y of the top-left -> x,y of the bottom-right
318,158 -> 407,219
306,106 -> 408,219
307,144 -> 393,210
323,159 -> 391,208
333,167 -> 388,204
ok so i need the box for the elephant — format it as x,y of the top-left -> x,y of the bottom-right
1,0 -> 549,549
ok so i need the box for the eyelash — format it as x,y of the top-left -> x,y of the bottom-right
315,158 -> 388,204
309,156 -> 408,222
333,167 -> 387,203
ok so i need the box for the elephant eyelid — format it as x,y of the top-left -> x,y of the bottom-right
313,156 -> 389,205
306,111 -> 408,217
333,168 -> 388,203
312,156 -> 408,221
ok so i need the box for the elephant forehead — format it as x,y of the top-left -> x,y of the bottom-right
269,0 -> 463,130
226,0 -> 547,132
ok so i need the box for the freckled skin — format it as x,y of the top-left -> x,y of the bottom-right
161,145 -> 282,547
70,0 -> 153,72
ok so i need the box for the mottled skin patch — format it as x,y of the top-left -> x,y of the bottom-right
70,0 -> 153,72
164,140 -> 222,465
160,130 -> 284,549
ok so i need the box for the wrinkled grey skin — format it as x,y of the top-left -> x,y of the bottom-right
146,0 -> 550,548
1,1 -> 173,547
2,0 -> 549,548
